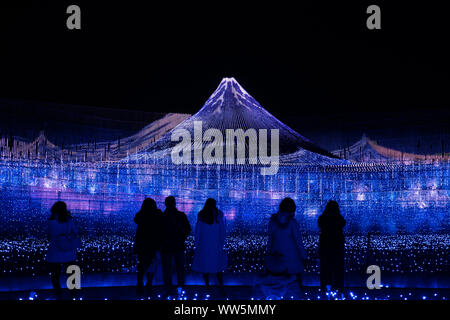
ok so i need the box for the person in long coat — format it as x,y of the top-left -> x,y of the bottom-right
134,198 -> 163,292
318,200 -> 346,291
267,197 -> 307,289
46,201 -> 80,297
160,196 -> 191,294
192,198 -> 227,288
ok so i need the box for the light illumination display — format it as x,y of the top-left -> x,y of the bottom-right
0,78 -> 448,298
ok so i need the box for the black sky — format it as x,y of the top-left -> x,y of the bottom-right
0,2 -> 448,129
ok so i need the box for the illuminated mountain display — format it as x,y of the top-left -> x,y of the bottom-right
130,77 -> 342,165
332,135 -> 450,163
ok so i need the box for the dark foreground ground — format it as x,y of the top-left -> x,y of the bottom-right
1,285 -> 449,301
0,272 -> 448,300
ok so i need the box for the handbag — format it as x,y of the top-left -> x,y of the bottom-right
264,251 -> 288,275
55,222 -> 81,251
56,234 -> 81,251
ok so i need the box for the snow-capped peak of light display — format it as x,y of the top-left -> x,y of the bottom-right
129,77 -> 341,164
201,77 -> 256,112
210,77 -> 251,100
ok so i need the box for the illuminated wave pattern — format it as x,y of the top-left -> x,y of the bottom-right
0,160 -> 448,234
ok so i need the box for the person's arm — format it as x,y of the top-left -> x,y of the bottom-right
220,212 -> 226,249
183,213 -> 191,237
267,220 -> 274,253
341,216 -> 347,228
69,219 -> 78,237
318,215 -> 323,229
47,221 -> 55,241
194,220 -> 200,248
134,211 -> 143,224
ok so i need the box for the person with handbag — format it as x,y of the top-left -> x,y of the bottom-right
266,197 -> 307,290
46,201 -> 81,297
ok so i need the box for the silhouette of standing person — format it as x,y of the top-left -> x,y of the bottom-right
134,198 -> 162,295
318,200 -> 346,291
192,198 -> 226,292
161,196 -> 191,295
46,201 -> 80,298
267,197 -> 307,289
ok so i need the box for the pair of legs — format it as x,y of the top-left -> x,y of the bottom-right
295,273 -> 303,289
161,251 -> 185,293
137,253 -> 157,290
320,254 -> 345,291
202,272 -> 224,287
48,261 -> 76,298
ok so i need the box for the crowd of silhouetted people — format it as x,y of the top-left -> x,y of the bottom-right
46,197 -> 347,297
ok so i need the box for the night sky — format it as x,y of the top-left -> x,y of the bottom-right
0,2 -> 449,150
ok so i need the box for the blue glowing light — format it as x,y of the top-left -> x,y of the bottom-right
0,78 -> 448,299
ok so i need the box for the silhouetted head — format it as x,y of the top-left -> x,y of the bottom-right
323,200 -> 340,216
165,196 -> 176,209
49,201 -> 71,223
272,197 -> 296,227
140,198 -> 157,213
198,198 -> 219,224
279,197 -> 296,216
203,198 -> 217,212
